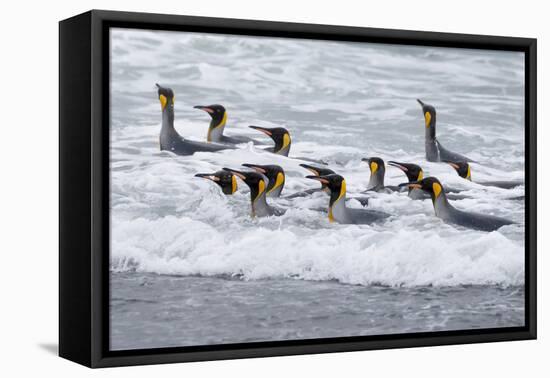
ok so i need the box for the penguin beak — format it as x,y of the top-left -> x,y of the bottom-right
417,99 -> 425,107
194,173 -> 219,182
305,175 -> 329,185
299,163 -> 320,176
249,125 -> 272,136
242,163 -> 266,174
444,161 -> 460,170
194,105 -> 214,114
222,167 -> 248,181
387,161 -> 408,172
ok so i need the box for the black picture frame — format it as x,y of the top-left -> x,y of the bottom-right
59,9 -> 537,368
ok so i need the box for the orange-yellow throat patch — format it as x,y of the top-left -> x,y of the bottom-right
254,179 -> 266,202
267,172 -> 285,194
432,182 -> 442,198
424,111 -> 432,128
328,180 -> 346,222
159,94 -> 167,110
231,175 -> 238,194
207,111 -> 228,142
276,133 -> 291,153
370,161 -> 378,174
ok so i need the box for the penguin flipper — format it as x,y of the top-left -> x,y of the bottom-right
348,196 -> 370,207
272,206 -> 286,216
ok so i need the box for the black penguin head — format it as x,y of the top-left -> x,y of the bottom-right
387,161 -> 424,183
306,174 -> 346,206
402,177 -> 444,202
156,84 -> 174,111
300,164 -> 336,191
362,157 -> 386,177
249,126 -> 291,153
195,170 -> 237,195
445,161 -> 471,180
299,163 -> 335,177
223,167 -> 268,202
193,104 -> 227,125
242,164 -> 285,194
417,99 -> 436,137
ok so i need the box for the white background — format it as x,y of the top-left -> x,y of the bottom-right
0,0 -> 546,376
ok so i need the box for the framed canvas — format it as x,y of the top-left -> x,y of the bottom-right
59,10 -> 537,368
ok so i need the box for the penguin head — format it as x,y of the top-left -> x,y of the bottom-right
306,174 -> 346,206
242,163 -> 285,195
417,99 -> 436,137
387,161 -> 424,183
403,177 -> 445,202
445,161 -> 471,180
300,163 -> 335,191
362,157 -> 385,175
155,84 -> 174,111
193,104 -> 227,125
194,170 -> 237,195
223,167 -> 268,203
249,126 -> 291,154
299,163 -> 335,177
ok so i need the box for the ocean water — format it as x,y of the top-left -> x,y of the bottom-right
109,28 -> 525,350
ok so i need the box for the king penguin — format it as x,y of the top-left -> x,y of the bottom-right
387,161 -> 426,199
446,161 -> 524,189
389,161 -> 468,200
417,99 -> 475,163
223,168 -> 285,217
249,126 -> 327,165
283,164 -> 369,206
405,177 -> 515,231
194,104 -> 261,145
241,163 -> 285,198
306,174 -> 389,225
156,84 -> 235,155
249,126 -> 292,156
362,157 -> 401,193
194,170 -> 238,195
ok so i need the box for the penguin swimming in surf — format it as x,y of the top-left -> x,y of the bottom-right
156,84 -> 235,155
445,161 -> 524,189
403,177 -> 515,232
282,163 -> 336,199
223,167 -> 285,217
363,157 -> 401,193
194,104 -> 261,145
387,161 -> 426,199
388,161 -> 469,200
249,125 -> 327,164
283,164 -> 369,206
241,163 -> 285,198
194,170 -> 238,195
249,126 -> 291,156
306,174 -> 389,225
417,99 -> 475,163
